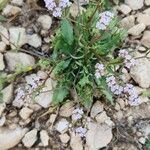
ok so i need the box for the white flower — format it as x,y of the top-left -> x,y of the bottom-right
75,127 -> 87,137
53,7 -> 62,17
72,108 -> 84,121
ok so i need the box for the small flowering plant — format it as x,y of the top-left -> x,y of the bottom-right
44,0 -> 139,107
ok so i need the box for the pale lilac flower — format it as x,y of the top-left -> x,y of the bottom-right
72,108 -> 84,121
75,127 -> 87,137
95,63 -> 105,78
124,84 -> 134,93
15,88 -> 25,100
53,7 -> 62,17
96,11 -> 114,30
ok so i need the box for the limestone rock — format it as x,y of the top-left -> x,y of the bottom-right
19,107 -> 33,120
59,133 -> 70,144
125,0 -> 144,10
145,0 -> 150,6
0,25 -> 9,45
118,4 -> 131,15
141,31 -> 150,48
137,13 -> 150,26
0,53 -> 5,70
0,41 -> 6,52
11,0 -> 24,6
40,130 -> 49,147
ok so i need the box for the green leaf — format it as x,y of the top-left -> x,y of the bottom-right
0,92 -> 3,103
52,87 -> 69,104
61,19 -> 73,45
0,15 -> 7,22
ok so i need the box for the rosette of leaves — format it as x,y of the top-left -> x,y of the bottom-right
51,0 -> 127,108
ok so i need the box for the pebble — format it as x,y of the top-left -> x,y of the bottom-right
19,107 -> 33,120
4,52 -> 35,71
37,15 -> 52,30
141,30 -> 150,48
59,133 -> 70,143
0,25 -> 9,45
0,116 -> 6,126
0,53 -> 5,70
40,130 -> 49,147
9,27 -> 27,48
0,103 -> 6,116
137,13 -> 150,26
118,4 -> 131,15
0,127 -> 28,150
55,119 -> 69,134
0,41 -> 6,52
145,0 -> 150,6
128,23 -> 145,36
130,58 -> 150,88
138,46 -> 147,52
2,5 -> 21,17
11,0 -> 24,6
139,137 -> 146,144
125,0 -> 144,10
27,34 -> 42,48
22,129 -> 38,148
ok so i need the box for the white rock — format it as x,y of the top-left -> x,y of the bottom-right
11,0 -> 23,6
0,25 -> 9,45
139,137 -> 146,144
0,53 -> 5,70
130,58 -> 150,88
145,0 -> 150,6
40,130 -> 49,147
0,116 -> 6,127
22,129 -> 38,148
0,41 -> 6,52
9,27 -> 27,48
0,104 -> 6,116
118,4 -> 131,15
55,118 -> 69,133
0,127 -> 27,150
2,4 -> 21,17
86,122 -> 112,150
70,3 -> 85,18
125,0 -> 144,10
19,107 -> 33,120
141,31 -> 150,48
70,132 -> 83,150
144,8 -> 150,15
90,101 -> 103,118
37,15 -> 52,30
128,23 -> 145,36
37,70 -> 48,80
59,101 -> 74,117
120,15 -> 135,30
137,13 -> 150,26
138,96 -> 149,104
27,34 -> 42,48
4,52 -> 35,71
59,133 -> 70,143
2,84 -> 13,104
35,78 -> 56,108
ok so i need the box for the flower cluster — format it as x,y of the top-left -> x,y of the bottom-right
96,11 -> 114,30
44,0 -> 71,17
72,108 -> 84,121
106,76 -> 123,95
75,126 -> 87,137
119,49 -> 136,69
95,63 -> 105,79
124,84 -> 140,106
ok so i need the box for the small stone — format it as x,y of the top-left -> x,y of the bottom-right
0,116 -> 6,126
2,84 -> 13,104
4,52 -> 35,71
9,27 -> 27,48
35,78 -> 56,108
139,137 -> 146,144
37,70 -> 48,80
138,46 -> 147,52
144,8 -> 150,15
70,3 -> 85,18
120,15 -> 135,30
11,0 -> 23,6
0,41 -> 6,52
0,127 -> 28,150
125,0 -> 144,10
0,25 -> 9,45
55,118 -> 69,134
59,101 -> 74,117
90,101 -> 103,118
130,58 -> 150,88
0,53 -> 5,70
137,13 -> 150,26
138,96 -> 149,104
40,130 -> 49,147
70,132 -> 83,150
22,129 -> 38,148
19,107 -> 33,120
37,15 -> 52,30
2,5 -> 21,17
0,103 -> 6,116
59,133 -> 70,143
27,34 -> 42,48
117,98 -> 125,109
141,31 -> 150,48
118,4 -> 131,15
145,0 -> 150,6
128,23 -> 145,36
86,122 -> 112,149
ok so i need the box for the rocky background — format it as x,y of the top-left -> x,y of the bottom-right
0,0 -> 150,150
